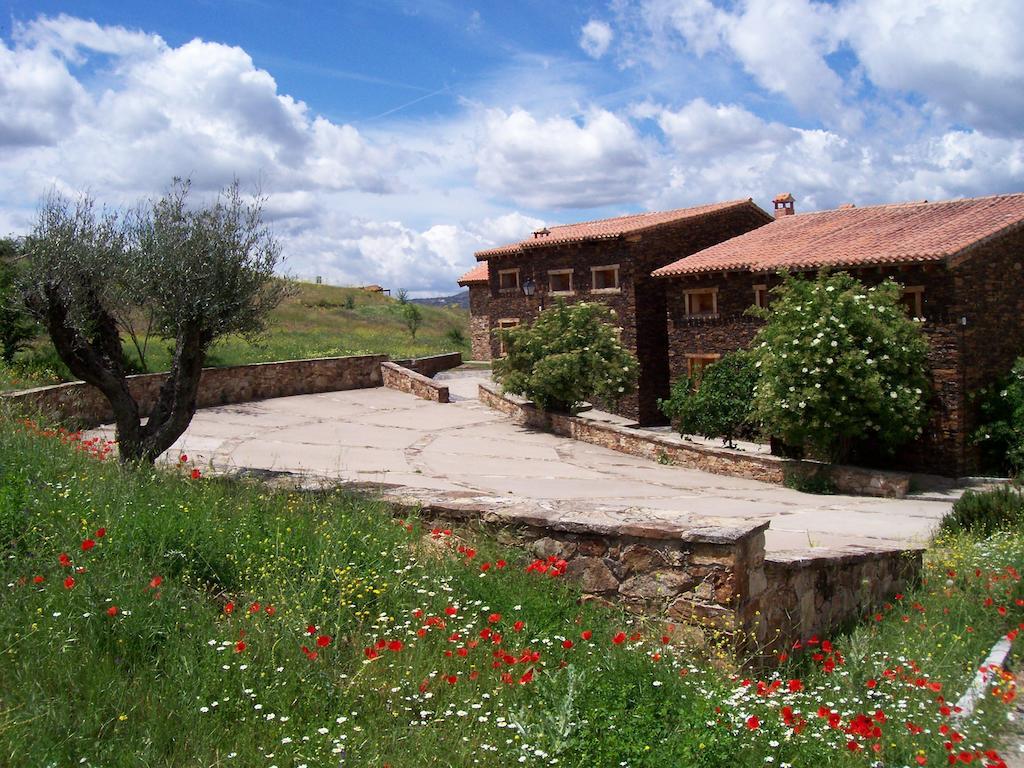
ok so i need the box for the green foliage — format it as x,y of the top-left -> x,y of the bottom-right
0,238 -> 38,363
940,483 -> 1024,536
659,350 -> 759,448
1,414 -> 1023,766
750,272 -> 930,462
444,325 -> 468,348
401,301 -> 423,341
973,356 -> 1024,476
782,470 -> 837,495
492,301 -> 638,413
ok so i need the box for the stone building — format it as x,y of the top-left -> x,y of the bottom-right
457,261 -> 490,361
652,192 -> 1024,476
460,200 -> 773,424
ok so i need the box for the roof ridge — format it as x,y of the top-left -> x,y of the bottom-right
795,191 -> 1024,217
542,198 -> 752,232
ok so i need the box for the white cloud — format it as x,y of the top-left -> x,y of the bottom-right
474,107 -> 656,208
580,20 -> 614,59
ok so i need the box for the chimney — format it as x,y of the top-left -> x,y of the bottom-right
532,227 -> 551,239
773,192 -> 795,219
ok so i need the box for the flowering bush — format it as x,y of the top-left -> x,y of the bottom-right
974,356 -> 1024,476
492,301 -> 638,413
751,272 -> 930,462
941,484 -> 1024,537
659,349 -> 760,448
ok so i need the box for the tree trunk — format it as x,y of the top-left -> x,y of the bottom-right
136,325 -> 210,463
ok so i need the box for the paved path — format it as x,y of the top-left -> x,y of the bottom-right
97,372 -> 958,553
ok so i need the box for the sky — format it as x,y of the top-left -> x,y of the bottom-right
1,1 -> 1023,295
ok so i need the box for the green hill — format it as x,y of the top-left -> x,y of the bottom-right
1,281 -> 470,391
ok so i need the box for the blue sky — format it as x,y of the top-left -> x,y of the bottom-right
1,1 -> 1022,294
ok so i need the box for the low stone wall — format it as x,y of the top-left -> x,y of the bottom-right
478,383 -> 910,498
5,354 -> 389,429
382,487 -> 922,662
392,352 -> 463,379
754,547 -> 925,656
381,362 -> 449,403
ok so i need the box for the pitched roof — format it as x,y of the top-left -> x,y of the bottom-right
652,193 -> 1024,278
475,199 -> 768,259
457,261 -> 488,286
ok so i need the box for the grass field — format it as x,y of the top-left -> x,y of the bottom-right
0,282 -> 470,391
1,413 -> 1022,767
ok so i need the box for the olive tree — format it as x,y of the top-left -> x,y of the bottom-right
22,180 -> 290,464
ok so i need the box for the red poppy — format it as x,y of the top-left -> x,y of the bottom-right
520,668 -> 534,684
149,575 -> 163,589
191,468 -> 202,480
179,454 -> 188,463
363,647 -> 378,660
788,679 -> 803,692
581,630 -> 593,641
32,575 -> 44,584
612,632 -> 626,645
58,553 -> 71,568
746,716 -> 760,730
496,560 -> 506,568
562,639 -> 573,649
63,576 -> 75,589
387,640 -> 403,652
487,613 -> 501,624
303,645 -> 319,661
224,602 -> 234,614
445,675 -> 458,685
234,641 -> 246,653
107,605 -> 118,617
444,606 -> 457,616
95,528 -> 106,538
307,624 -> 317,635
265,605 -> 275,616
316,635 -> 332,648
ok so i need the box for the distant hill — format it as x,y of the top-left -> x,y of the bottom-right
411,290 -> 470,309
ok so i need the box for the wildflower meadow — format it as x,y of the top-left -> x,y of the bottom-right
1,412 -> 1022,767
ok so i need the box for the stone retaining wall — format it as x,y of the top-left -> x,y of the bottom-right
392,352 -> 463,379
753,547 -> 925,656
381,487 -> 922,664
381,362 -> 450,403
478,382 -> 910,498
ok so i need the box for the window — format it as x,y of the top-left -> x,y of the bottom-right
592,265 -> 620,292
548,269 -> 573,295
498,268 -> 520,293
686,354 -> 720,388
684,288 -> 718,317
753,284 -> 769,309
900,286 -> 924,319
496,318 -> 520,356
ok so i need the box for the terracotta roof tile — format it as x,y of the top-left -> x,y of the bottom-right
652,193 -> 1024,278
457,261 -> 489,286
475,199 -> 765,259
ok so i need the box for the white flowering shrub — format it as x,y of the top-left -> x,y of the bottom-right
750,272 -> 930,462
974,356 -> 1024,476
493,300 -> 638,413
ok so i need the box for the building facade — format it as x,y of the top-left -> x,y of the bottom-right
460,200 -> 773,424
652,193 -> 1024,476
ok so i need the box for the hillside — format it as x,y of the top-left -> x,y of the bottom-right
0,282 -> 471,390
411,290 -> 470,309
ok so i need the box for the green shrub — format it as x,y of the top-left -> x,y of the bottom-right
751,271 -> 930,462
973,356 -> 1024,476
659,349 -> 759,448
492,300 -> 638,413
940,484 -> 1024,536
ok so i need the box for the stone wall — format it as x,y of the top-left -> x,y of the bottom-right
479,382 -> 911,497
467,285 -> 491,361
386,487 -> 921,663
752,547 -> 925,656
381,362 -> 450,403
391,352 -> 463,379
4,353 -> 463,429
956,226 -> 1024,474
476,204 -> 772,424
